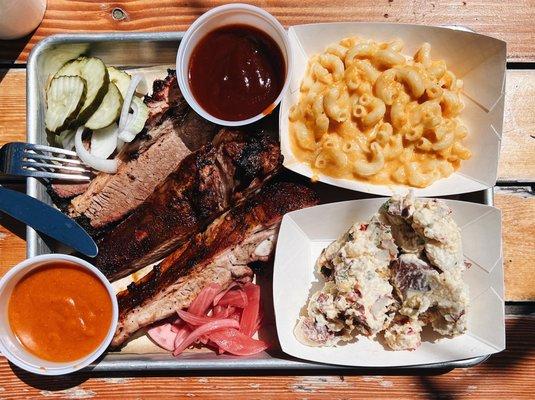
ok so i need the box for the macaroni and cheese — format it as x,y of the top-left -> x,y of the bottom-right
289,37 -> 472,188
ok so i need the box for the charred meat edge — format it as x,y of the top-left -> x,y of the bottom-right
94,130 -> 283,281
62,69 -> 218,232
47,69 -> 183,203
112,182 -> 319,347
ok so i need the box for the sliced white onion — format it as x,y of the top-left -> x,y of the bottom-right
135,77 -> 149,95
59,130 -> 75,150
116,138 -> 126,151
91,123 -> 119,159
75,126 -> 118,173
125,97 -> 139,131
119,100 -> 139,142
118,74 -> 143,132
118,129 -> 136,143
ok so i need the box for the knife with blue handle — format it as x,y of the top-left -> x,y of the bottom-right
0,185 -> 98,257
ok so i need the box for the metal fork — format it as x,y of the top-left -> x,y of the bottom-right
0,142 -> 91,181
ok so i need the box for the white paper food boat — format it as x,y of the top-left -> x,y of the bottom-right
279,23 -> 507,196
273,198 -> 504,367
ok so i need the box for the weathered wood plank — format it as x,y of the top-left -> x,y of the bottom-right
0,224 -> 25,276
0,185 -> 533,301
0,69 -> 26,144
1,0 -> 535,64
501,70 -> 535,182
0,183 -> 26,276
0,316 -> 532,399
495,187 -> 535,301
0,1 -> 533,396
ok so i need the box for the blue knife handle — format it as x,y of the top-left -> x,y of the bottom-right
0,185 -> 98,257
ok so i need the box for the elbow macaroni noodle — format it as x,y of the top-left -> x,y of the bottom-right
289,37 -> 472,188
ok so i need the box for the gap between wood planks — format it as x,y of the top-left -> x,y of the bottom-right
0,65 -> 533,301
1,67 -> 535,183
1,0 -> 535,64
0,185 -> 533,302
0,317 -> 533,399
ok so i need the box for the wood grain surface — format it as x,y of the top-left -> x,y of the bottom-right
0,1 -> 534,397
0,316 -> 532,399
0,223 -> 25,275
1,0 -> 535,64
1,68 -> 534,181
495,187 -> 535,301
501,70 -> 535,182
0,70 -> 26,143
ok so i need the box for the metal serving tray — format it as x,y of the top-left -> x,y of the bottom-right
26,32 -> 492,372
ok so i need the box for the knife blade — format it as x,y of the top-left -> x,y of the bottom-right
0,185 -> 98,257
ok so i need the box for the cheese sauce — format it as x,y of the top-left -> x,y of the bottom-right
188,24 -> 285,121
8,262 -> 112,362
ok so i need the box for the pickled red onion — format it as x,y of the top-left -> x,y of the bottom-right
172,319 -> 239,356
188,283 -> 222,316
216,289 -> 248,308
147,323 -> 176,351
209,329 -> 268,356
240,284 -> 261,337
149,282 -> 266,357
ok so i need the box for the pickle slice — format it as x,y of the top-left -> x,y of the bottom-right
45,75 -> 86,134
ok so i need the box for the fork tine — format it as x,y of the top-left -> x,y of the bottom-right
24,153 -> 85,165
20,170 -> 90,181
0,142 -> 94,181
22,161 -> 90,174
25,143 -> 78,157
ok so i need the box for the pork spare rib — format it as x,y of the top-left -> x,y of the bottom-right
112,181 -> 318,347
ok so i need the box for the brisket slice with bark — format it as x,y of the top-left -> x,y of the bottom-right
57,70 -> 219,232
95,130 -> 283,281
112,182 -> 318,347
144,69 -> 184,128
48,70 -> 185,206
50,181 -> 90,200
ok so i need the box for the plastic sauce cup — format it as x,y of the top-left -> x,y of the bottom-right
0,254 -> 118,375
176,3 -> 293,127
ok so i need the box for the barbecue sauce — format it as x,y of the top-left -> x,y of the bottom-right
8,262 -> 113,362
188,24 -> 286,121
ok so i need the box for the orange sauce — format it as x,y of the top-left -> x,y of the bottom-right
8,262 -> 113,362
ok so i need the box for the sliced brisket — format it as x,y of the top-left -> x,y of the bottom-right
95,130 -> 283,281
66,70 -> 219,230
112,182 -> 318,346
144,69 -> 184,128
50,182 -> 90,200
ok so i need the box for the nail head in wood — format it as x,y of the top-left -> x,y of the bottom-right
112,8 -> 127,21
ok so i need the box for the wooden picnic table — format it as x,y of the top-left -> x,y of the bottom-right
0,1 -> 533,398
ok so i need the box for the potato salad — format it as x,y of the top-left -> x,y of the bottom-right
295,193 -> 469,351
